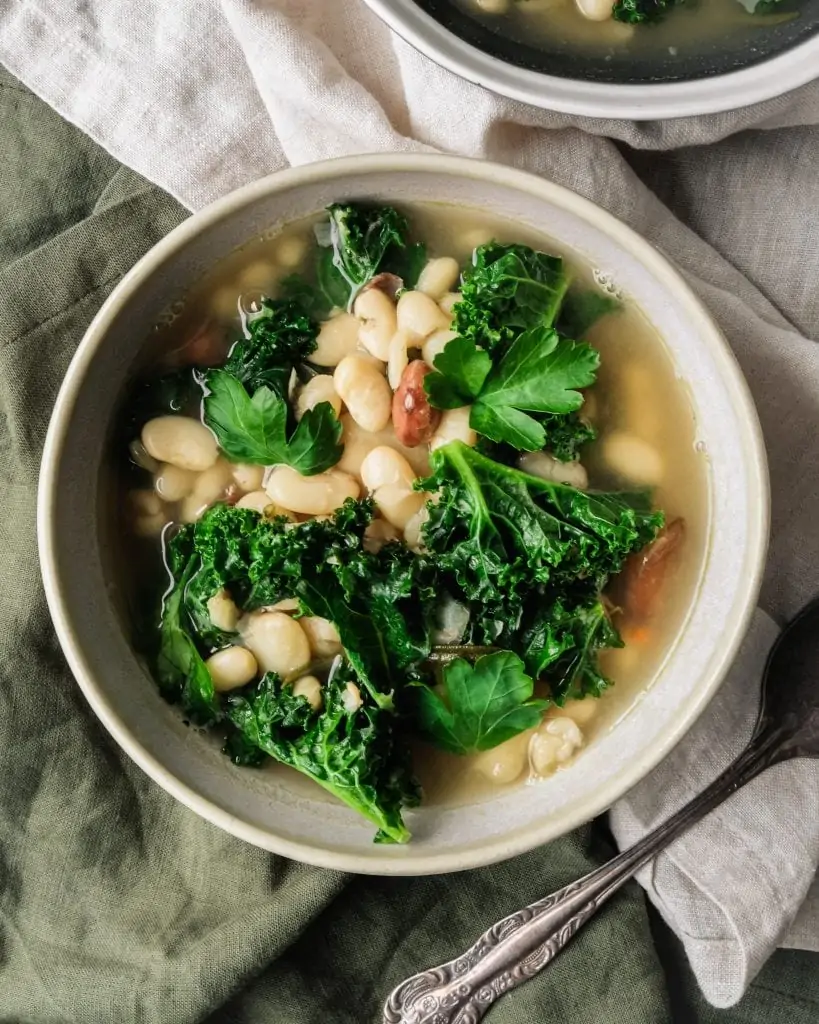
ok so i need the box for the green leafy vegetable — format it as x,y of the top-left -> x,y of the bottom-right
415,651 -> 547,755
469,327 -> 599,451
320,203 -> 411,307
225,661 -> 419,843
455,243 -> 570,354
557,290 -> 621,339
539,414 -> 597,463
612,0 -> 682,22
223,298 -> 317,398
424,336 -> 492,410
383,241 -> 427,291
203,369 -> 342,473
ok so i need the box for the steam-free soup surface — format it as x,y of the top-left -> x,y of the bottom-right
116,201 -> 708,815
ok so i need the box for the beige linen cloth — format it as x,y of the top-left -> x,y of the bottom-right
3,0 -> 819,1007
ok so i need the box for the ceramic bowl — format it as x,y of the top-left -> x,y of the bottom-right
38,154 -> 768,874
361,0 -> 819,118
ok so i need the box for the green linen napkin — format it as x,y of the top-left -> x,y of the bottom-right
1,68 -> 818,1024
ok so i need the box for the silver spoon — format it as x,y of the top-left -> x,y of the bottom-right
383,597 -> 819,1024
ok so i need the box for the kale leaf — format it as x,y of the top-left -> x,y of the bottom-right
540,413 -> 597,462
225,660 -> 420,843
455,243 -> 570,354
415,651 -> 547,754
320,203 -> 411,308
469,327 -> 599,451
203,369 -> 342,473
223,298 -> 317,399
612,0 -> 681,22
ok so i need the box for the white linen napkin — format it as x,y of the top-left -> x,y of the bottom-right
3,0 -> 819,1007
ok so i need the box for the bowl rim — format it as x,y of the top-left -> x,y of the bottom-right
38,153 -> 770,874
360,0 -> 819,120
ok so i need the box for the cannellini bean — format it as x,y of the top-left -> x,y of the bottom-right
265,465 -> 359,516
207,589 -> 240,632
555,698 -> 598,727
474,732 -> 531,785
179,460 -> 234,523
270,597 -> 300,613
333,354 -> 393,433
292,674 -> 323,711
240,611 -> 311,679
206,645 -> 258,692
354,287 -> 398,361
236,490 -> 274,514
337,414 -> 431,480
132,512 -> 169,538
422,328 -> 457,368
474,0 -> 510,11
529,718 -> 583,776
602,432 -> 663,487
127,489 -> 163,518
142,416 -> 219,472
517,451 -> 589,490
210,286 -> 240,322
129,439 -> 159,473
438,292 -> 461,317
574,0 -> 612,20
237,261 -> 278,294
231,463 -> 265,492
429,406 -> 477,450
363,518 -> 401,553
342,681 -> 363,713
311,313 -> 361,367
417,257 -> 460,301
403,503 -> 430,553
387,330 -> 411,391
153,463 -> 196,502
396,290 -> 449,343
373,484 -> 427,531
274,235 -> 308,269
300,616 -> 342,658
295,375 -> 342,421
360,446 -> 417,492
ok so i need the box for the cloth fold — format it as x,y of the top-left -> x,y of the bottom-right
2,0 -> 819,1008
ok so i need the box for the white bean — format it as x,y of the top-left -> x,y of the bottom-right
292,674 -> 323,711
474,732 -> 530,785
517,451 -> 589,490
403,503 -> 430,552
132,512 -> 169,538
153,463 -> 196,502
574,0 -> 612,20
337,414 -> 430,481
396,290 -> 449,343
179,460 -> 234,523
129,439 -> 158,473
417,257 -> 460,301
237,261 -> 278,294
142,416 -> 219,472
555,698 -> 598,727
360,446 -> 417,492
210,286 -> 240,323
127,489 -> 163,518
236,490 -> 274,514
529,718 -> 583,776
602,432 -> 663,487
311,313 -> 361,367
206,645 -> 258,692
387,330 -> 411,391
295,375 -> 342,421
373,484 -> 427,531
422,329 -> 457,368
270,598 -> 300,613
274,235 -> 309,269
429,406 -> 477,451
240,611 -> 311,679
438,292 -> 461,317
299,616 -> 342,658
333,355 -> 392,433
363,518 -> 401,553
354,288 -> 397,361
265,465 -> 359,516
231,463 -> 265,492
474,0 -> 510,11
207,589 -> 239,632
342,681 -> 363,713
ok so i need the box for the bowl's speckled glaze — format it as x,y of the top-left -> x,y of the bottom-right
361,0 -> 819,117
38,155 -> 768,874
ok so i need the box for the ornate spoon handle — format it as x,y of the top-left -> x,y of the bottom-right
383,729 -> 785,1024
